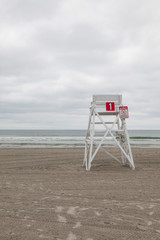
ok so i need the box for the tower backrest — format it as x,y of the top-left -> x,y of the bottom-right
93,95 -> 122,105
92,95 -> 122,112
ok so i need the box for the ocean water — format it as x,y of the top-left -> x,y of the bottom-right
0,129 -> 160,148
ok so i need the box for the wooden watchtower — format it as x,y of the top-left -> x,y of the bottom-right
83,95 -> 135,170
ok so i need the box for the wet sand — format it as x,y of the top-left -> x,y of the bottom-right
0,148 -> 160,240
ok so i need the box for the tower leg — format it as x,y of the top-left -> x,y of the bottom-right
120,135 -> 128,166
87,111 -> 95,170
120,119 -> 135,169
83,140 -> 87,167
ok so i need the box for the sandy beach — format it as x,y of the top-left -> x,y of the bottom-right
0,147 -> 160,240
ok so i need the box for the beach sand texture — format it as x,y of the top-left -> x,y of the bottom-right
0,148 -> 160,240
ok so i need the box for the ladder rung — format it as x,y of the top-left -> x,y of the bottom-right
91,122 -> 118,124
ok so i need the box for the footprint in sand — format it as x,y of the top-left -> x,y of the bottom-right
73,222 -> 81,229
136,205 -> 144,210
149,204 -> 155,209
55,206 -> 63,213
66,232 -> 77,240
57,215 -> 67,223
67,207 -> 78,216
137,225 -> 148,231
39,234 -> 50,239
80,207 -> 89,211
147,221 -> 152,226
94,211 -> 101,216
149,211 -> 154,216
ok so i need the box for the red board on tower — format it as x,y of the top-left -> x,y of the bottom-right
106,102 -> 115,111
119,106 -> 129,119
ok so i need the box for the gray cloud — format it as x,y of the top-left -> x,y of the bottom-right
0,0 -> 160,129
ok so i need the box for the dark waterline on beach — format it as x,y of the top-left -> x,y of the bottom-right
0,129 -> 160,148
0,129 -> 160,138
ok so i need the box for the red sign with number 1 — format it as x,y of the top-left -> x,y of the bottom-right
106,102 -> 115,111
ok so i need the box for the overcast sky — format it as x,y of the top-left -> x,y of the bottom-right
0,0 -> 160,129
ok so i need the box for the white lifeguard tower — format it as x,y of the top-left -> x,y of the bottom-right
83,94 -> 135,170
